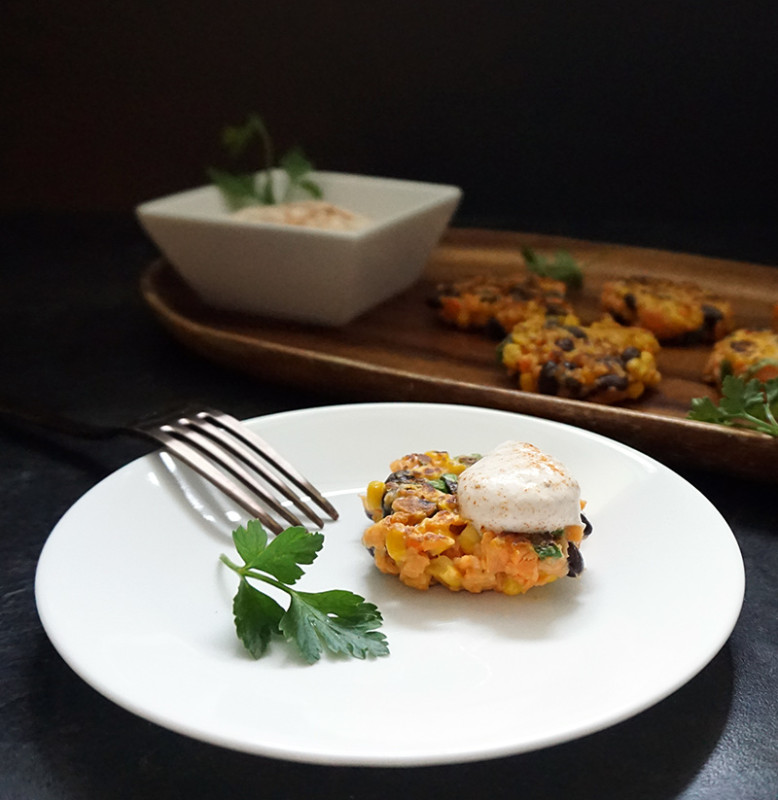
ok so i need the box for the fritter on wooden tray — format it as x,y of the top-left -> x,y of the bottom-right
703,328 -> 778,386
498,315 -> 661,403
600,275 -> 733,344
431,273 -> 574,336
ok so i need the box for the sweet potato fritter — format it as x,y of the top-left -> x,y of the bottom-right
499,315 -> 661,403
601,275 -> 733,344
431,273 -> 574,336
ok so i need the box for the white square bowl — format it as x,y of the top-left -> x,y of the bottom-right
136,171 -> 462,326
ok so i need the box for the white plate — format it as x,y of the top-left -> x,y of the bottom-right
35,403 -> 744,767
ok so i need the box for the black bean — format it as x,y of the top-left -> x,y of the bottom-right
477,291 -> 499,303
485,317 -> 506,339
508,286 -> 531,301
386,469 -> 415,484
621,346 -> 641,363
595,373 -> 629,392
581,513 -> 593,537
730,339 -> 753,352
564,325 -> 587,339
624,292 -> 637,310
538,361 -> 559,394
702,304 -> 723,331
567,542 -> 584,577
555,337 -> 575,352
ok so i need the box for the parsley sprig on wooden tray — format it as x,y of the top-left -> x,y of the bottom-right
688,374 -> 778,437
220,520 -> 389,664
208,112 -> 322,210
522,247 -> 584,289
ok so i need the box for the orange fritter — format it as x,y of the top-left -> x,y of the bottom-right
601,275 -> 733,343
431,272 -> 575,336
498,315 -> 661,403
703,328 -> 778,387
361,451 -> 589,594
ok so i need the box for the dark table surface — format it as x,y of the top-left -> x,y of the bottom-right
1,212 -> 776,800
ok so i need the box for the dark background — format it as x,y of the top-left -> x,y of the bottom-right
3,1 -> 777,262
2,6 -> 778,798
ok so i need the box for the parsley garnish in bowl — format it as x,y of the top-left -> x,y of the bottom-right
207,112 -> 322,210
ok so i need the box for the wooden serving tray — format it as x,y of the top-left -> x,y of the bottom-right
140,228 -> 778,482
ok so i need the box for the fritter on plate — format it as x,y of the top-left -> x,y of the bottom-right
362,446 -> 591,595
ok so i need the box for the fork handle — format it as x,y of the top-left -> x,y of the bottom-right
0,397 -> 126,441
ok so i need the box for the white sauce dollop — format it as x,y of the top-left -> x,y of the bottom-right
457,441 -> 581,534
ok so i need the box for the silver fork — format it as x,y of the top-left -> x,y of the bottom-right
0,401 -> 338,534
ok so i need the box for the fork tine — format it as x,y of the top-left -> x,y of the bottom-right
198,409 -> 339,521
160,421 -> 309,529
182,416 -> 325,528
147,427 -> 285,534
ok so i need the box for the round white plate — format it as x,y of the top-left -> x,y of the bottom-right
35,403 -> 744,766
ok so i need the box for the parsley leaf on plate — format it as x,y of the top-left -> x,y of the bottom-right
233,578 -> 284,659
251,524 -> 322,584
281,590 -> 392,663
220,521 -> 389,664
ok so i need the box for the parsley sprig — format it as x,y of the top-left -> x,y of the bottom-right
688,374 -> 778,437
219,520 -> 389,664
522,247 -> 583,289
208,112 -> 322,210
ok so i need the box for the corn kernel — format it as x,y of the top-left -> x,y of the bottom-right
458,523 -> 481,554
385,527 -> 407,562
428,556 -> 463,589
499,576 -> 526,596
421,533 -> 456,556
365,481 -> 386,513
626,381 -> 644,399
